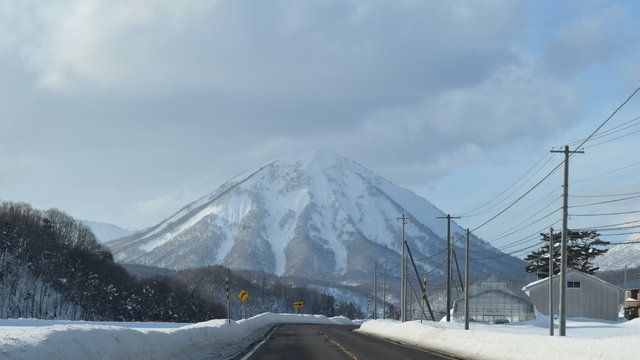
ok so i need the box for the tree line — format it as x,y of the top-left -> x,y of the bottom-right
172,266 -> 363,319
0,201 -> 225,322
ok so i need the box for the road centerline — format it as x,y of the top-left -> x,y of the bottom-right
311,326 -> 360,360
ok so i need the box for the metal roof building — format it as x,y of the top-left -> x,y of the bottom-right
523,269 -> 621,321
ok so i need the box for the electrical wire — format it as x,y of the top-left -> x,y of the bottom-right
571,87 -> 640,151
584,127 -> 640,149
571,160 -> 640,185
470,161 -> 564,232
484,207 -> 561,244
569,194 -> 640,208
571,209 -> 640,217
574,219 -> 640,231
564,114 -> 640,147
479,193 -> 561,240
461,153 -> 554,217
492,219 -> 562,252
571,191 -> 640,198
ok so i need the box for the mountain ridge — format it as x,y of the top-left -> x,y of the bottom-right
108,151 -> 525,282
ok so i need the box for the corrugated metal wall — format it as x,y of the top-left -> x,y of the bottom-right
524,272 -> 619,321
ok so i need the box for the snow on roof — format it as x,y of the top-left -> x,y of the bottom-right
522,269 -> 622,292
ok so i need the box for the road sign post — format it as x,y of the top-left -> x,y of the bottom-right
293,301 -> 304,314
237,290 -> 249,319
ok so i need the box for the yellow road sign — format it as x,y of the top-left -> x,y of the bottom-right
237,289 -> 249,302
293,301 -> 304,308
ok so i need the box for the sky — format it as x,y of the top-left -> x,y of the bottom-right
2,0 -> 640,255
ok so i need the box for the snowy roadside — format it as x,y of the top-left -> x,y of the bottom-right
357,316 -> 640,360
0,313 -> 354,360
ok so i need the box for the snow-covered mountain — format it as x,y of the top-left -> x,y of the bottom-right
108,151 -> 525,283
595,233 -> 640,271
82,220 -> 134,243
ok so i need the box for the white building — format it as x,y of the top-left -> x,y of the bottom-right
523,270 -> 621,321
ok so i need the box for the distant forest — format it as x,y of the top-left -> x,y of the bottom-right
0,201 -> 362,322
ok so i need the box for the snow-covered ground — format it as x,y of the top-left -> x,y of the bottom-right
358,313 -> 640,360
0,313 -> 353,360
3,312 -> 638,360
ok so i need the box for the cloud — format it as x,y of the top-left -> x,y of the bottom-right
543,2 -> 639,78
9,0 -> 524,97
0,0 -> 637,229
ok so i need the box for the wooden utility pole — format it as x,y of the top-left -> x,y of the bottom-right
225,276 -> 231,324
549,227 -> 554,336
438,214 -> 460,322
464,229 -> 470,330
550,145 -> 583,336
382,268 -> 386,319
397,214 -> 411,322
374,262 -> 378,320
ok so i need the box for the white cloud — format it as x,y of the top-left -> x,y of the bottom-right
0,0 -> 638,229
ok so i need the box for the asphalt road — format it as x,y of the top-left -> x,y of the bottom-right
234,324 -> 461,360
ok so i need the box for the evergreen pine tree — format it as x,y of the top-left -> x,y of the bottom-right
524,230 -> 609,279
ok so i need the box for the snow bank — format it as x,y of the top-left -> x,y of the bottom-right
358,318 -> 640,360
0,313 -> 354,360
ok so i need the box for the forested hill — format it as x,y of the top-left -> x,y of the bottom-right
0,201 -> 224,322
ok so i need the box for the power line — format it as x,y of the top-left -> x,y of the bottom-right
479,191 -> 561,239
471,161 -> 564,232
584,127 -> 640,149
564,114 -> 640,147
571,191 -> 640,198
571,209 -> 640,217
461,153 -> 554,217
599,232 -> 640,238
486,207 -> 561,244
571,160 -> 640,185
569,194 -> 640,208
492,219 -> 562,252
574,219 -> 640,231
572,87 -> 640,151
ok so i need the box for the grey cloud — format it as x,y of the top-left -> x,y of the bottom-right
0,0 -> 632,229
543,3 -> 639,78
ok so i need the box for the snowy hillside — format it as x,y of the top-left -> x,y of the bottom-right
108,151 -> 524,282
596,233 -> 640,271
82,220 -> 133,243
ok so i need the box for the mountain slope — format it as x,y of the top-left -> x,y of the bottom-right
108,151 -> 525,282
82,220 -> 134,243
595,233 -> 640,271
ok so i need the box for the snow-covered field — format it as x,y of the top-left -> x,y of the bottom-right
0,313 -> 353,360
358,313 -> 640,360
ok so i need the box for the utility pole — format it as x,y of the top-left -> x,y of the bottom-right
549,227 -> 554,336
551,145 -> 583,336
422,276 -> 427,323
382,268 -> 386,319
397,214 -> 411,322
438,214 -> 460,322
464,229 -> 470,330
374,262 -> 378,320
453,245 -> 464,291
225,276 -> 231,324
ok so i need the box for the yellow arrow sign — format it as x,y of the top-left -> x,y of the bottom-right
237,289 -> 249,302
293,301 -> 304,308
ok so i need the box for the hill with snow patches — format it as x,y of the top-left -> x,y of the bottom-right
107,151 -> 525,283
596,233 -> 640,271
